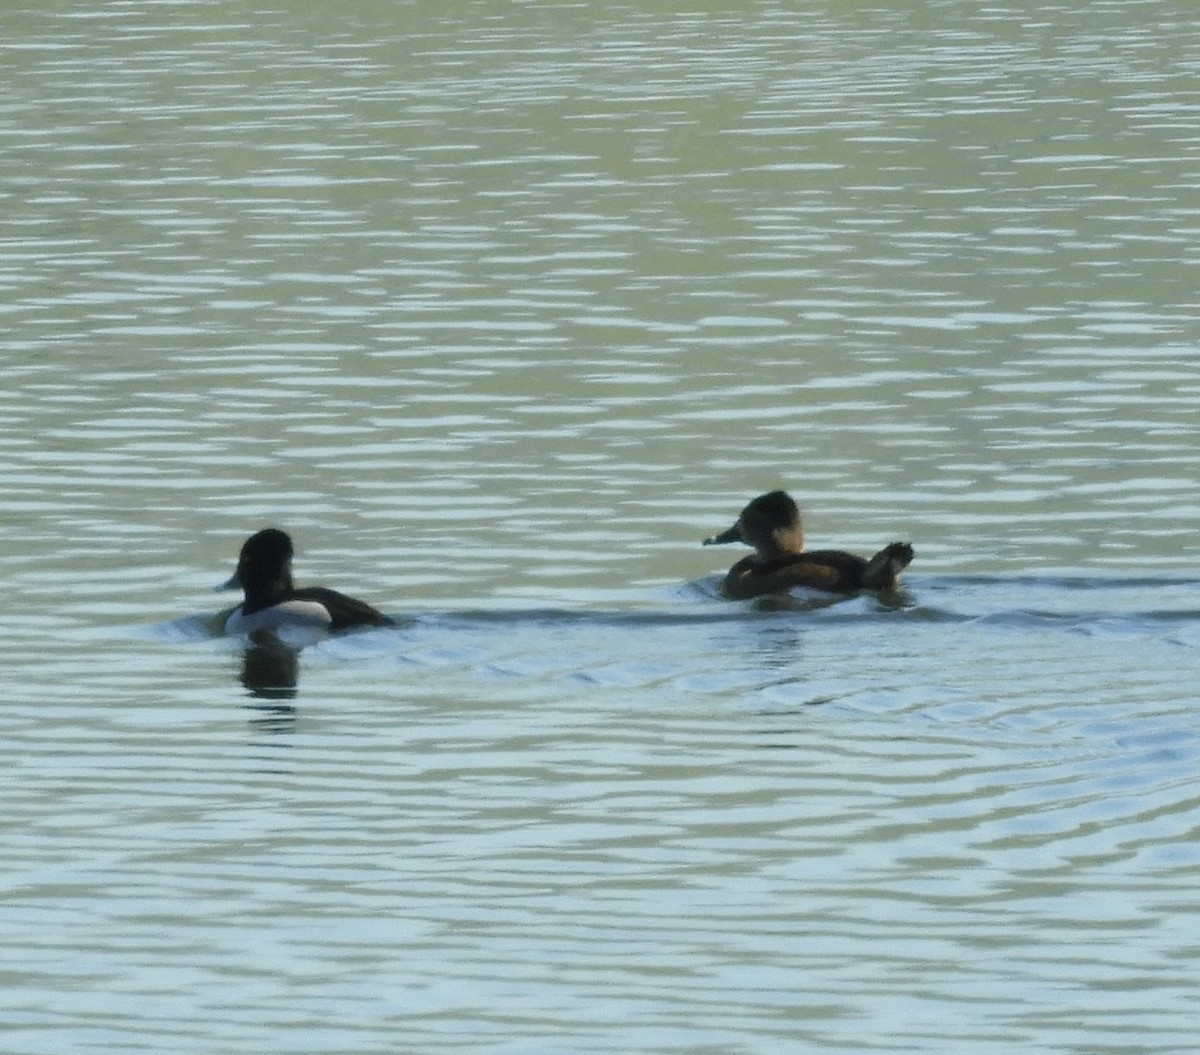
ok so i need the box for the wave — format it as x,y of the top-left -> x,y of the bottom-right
153,572 -> 1200,652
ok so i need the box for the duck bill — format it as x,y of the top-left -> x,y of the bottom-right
216,571 -> 241,592
703,524 -> 742,546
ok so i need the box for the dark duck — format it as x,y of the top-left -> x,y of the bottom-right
703,491 -> 913,600
218,527 -> 394,635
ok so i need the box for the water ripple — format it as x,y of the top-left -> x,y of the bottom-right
4,3 -> 1200,1053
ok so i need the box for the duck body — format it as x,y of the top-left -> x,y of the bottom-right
704,491 -> 913,600
219,528 -> 394,635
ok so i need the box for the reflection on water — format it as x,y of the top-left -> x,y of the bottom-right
239,629 -> 300,701
3,1 -> 1200,1052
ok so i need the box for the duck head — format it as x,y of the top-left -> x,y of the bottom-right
218,527 -> 296,600
703,490 -> 804,558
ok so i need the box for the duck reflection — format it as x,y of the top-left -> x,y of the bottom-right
239,629 -> 300,731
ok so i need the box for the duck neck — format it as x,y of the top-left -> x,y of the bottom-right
240,567 -> 294,612
759,524 -> 804,558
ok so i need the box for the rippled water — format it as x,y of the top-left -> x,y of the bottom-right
3,2 -> 1200,1052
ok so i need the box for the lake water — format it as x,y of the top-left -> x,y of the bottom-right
3,2 -> 1200,1052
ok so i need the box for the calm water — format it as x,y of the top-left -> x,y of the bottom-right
3,2 -> 1200,1052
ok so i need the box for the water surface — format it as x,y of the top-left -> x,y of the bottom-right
2,2 -> 1200,1053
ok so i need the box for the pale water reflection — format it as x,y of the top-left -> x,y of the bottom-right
2,1 -> 1200,1053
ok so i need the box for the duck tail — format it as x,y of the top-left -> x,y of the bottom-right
861,541 -> 914,590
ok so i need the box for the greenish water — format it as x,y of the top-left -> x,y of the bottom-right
2,3 -> 1199,1053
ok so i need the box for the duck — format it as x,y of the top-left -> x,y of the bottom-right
703,490 -> 913,600
217,527 -> 394,635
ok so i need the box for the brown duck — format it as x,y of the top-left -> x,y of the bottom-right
704,491 -> 913,600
